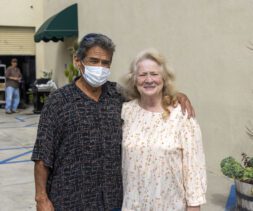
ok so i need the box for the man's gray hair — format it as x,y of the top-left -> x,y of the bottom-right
76,33 -> 116,60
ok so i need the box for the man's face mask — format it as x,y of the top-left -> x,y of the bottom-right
81,64 -> 111,87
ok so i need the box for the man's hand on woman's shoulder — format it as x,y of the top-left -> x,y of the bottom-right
177,92 -> 195,119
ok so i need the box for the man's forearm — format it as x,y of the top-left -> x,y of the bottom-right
7,76 -> 19,81
34,161 -> 50,202
176,92 -> 195,118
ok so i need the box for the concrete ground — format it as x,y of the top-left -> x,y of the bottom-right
0,107 -> 233,211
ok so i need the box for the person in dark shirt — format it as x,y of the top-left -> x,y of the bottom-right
31,33 -> 195,211
5,58 -> 22,114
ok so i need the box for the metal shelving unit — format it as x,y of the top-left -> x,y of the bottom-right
0,64 -> 6,106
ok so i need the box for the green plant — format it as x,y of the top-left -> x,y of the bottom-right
67,40 -> 79,55
39,95 -> 48,104
246,125 -> 253,138
64,63 -> 79,83
220,153 -> 253,184
42,70 -> 52,79
64,39 -> 80,83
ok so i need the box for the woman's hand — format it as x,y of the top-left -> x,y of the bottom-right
187,206 -> 200,211
177,92 -> 195,118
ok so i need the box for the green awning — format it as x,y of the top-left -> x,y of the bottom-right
34,4 -> 78,42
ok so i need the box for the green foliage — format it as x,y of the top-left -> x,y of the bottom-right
242,153 -> 253,168
243,167 -> 253,181
64,63 -> 79,83
42,71 -> 52,79
220,154 -> 253,182
67,41 -> 79,55
39,95 -> 48,103
220,157 -> 244,179
248,158 -> 253,168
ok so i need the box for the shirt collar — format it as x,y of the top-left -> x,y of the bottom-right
71,77 -> 114,101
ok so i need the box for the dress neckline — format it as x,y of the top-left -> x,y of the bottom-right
134,99 -> 163,115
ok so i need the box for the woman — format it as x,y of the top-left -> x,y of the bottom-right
121,49 -> 206,211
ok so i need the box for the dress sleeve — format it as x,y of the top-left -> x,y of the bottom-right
121,103 -> 126,120
180,117 -> 207,206
31,93 -> 63,168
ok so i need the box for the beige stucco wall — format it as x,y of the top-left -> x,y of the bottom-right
0,0 -> 43,27
41,0 -> 253,176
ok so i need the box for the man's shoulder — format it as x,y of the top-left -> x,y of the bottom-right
39,84 -> 73,115
6,66 -> 13,71
106,81 -> 122,96
54,83 -> 74,94
106,81 -> 117,89
47,83 -> 74,103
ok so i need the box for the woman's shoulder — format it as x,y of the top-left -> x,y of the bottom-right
122,99 -> 138,109
169,104 -> 199,126
169,104 -> 184,118
121,99 -> 138,119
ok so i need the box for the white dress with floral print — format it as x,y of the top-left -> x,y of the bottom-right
121,100 -> 206,211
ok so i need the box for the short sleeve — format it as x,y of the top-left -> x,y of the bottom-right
121,101 -> 133,121
31,93 -> 63,168
5,67 -> 11,78
17,68 -> 22,77
180,117 -> 207,206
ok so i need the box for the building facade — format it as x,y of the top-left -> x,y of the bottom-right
0,0 -> 253,199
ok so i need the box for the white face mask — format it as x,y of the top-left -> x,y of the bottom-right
82,65 -> 111,87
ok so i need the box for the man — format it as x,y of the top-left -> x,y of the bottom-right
32,33 -> 194,211
5,58 -> 22,114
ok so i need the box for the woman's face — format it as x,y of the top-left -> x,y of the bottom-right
136,59 -> 164,98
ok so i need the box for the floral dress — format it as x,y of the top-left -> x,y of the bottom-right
121,100 -> 206,211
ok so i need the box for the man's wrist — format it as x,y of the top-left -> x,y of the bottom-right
35,192 -> 49,202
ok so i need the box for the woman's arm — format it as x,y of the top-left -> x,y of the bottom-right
181,117 -> 207,208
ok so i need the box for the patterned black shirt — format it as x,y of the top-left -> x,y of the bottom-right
32,80 -> 124,211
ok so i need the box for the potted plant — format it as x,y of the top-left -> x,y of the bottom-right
64,63 -> 79,83
64,41 -> 80,83
220,127 -> 253,210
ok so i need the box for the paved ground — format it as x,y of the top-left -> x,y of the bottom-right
0,107 -> 38,211
0,107 -> 234,211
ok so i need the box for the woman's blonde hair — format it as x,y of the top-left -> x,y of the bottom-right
124,48 -> 178,119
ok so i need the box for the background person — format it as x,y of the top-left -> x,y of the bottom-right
122,49 -> 207,211
5,58 -> 22,114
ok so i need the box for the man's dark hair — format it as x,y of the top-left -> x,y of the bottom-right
76,33 -> 116,60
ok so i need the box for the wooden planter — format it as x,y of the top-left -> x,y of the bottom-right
235,179 -> 253,210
